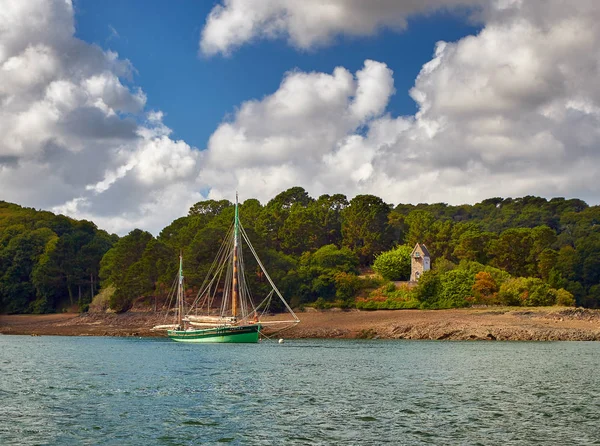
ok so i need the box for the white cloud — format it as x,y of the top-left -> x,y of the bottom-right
0,0 -> 202,234
3,0 -> 600,237
201,60 -> 395,198
200,0 -> 600,208
200,0 -> 483,56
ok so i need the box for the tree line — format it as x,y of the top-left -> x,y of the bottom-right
1,189 -> 599,314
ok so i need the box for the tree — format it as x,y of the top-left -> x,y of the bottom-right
452,229 -> 495,264
437,268 -> 473,308
471,271 -> 499,305
372,245 -> 412,281
342,195 -> 393,265
551,288 -> 575,307
537,248 -> 558,281
413,270 -> 441,308
255,187 -> 314,251
100,229 -> 153,311
279,204 -> 321,255
428,220 -> 454,260
0,228 -> 55,313
311,194 -> 348,247
488,228 -> 535,276
188,199 -> 232,217
294,245 -> 359,304
404,210 -> 434,248
498,277 -> 555,306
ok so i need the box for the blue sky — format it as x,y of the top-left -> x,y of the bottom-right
73,0 -> 480,150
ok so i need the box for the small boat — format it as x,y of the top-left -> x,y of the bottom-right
153,194 -> 299,343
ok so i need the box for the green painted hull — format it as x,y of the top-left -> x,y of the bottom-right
167,324 -> 260,343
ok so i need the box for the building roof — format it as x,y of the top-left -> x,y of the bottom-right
411,243 -> 430,258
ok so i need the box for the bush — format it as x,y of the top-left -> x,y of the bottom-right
552,288 -> 575,306
109,287 -> 133,313
413,270 -> 441,307
355,283 -> 420,310
498,277 -> 555,306
521,278 -> 553,306
334,272 -> 361,301
471,271 -> 499,305
89,285 -> 115,313
437,269 -> 473,308
372,245 -> 412,281
498,278 -> 527,306
312,297 -> 332,310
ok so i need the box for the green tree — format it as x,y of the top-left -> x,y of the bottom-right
188,199 -> 232,217
452,229 -> 495,264
413,270 -> 441,308
488,228 -> 534,276
404,210 -> 434,248
342,195 -> 393,265
537,248 -> 558,281
437,268 -> 474,308
100,229 -> 153,311
294,244 -> 359,304
0,228 -> 56,313
372,245 -> 412,281
255,187 -> 314,251
551,288 -> 575,306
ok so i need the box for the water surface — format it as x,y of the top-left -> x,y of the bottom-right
1,336 -> 599,445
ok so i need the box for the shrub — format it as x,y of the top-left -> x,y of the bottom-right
372,245 -> 412,281
355,282 -> 420,310
521,278 -> 554,306
552,288 -> 576,306
498,277 -> 555,306
437,269 -> 474,308
413,270 -> 441,307
498,278 -> 528,306
471,271 -> 499,305
89,285 -> 115,313
312,297 -> 332,310
334,272 -> 361,301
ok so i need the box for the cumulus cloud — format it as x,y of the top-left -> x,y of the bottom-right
200,0 -> 600,207
0,0 -> 202,234
200,0 -> 484,56
3,0 -> 600,237
201,60 -> 396,198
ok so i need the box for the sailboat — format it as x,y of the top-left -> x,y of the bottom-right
152,194 -> 299,343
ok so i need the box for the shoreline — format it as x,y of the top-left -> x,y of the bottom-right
1,307 -> 600,341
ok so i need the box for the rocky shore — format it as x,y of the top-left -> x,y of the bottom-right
2,307 -> 600,341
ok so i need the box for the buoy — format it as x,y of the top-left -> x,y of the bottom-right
278,338 -> 284,344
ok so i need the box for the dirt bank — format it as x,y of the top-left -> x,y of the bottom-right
2,307 -> 600,341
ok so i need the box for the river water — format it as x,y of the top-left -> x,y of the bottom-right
1,336 -> 599,445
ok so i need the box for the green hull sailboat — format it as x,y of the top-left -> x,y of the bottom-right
153,193 -> 299,343
167,325 -> 260,343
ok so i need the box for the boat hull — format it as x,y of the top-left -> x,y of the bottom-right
167,324 -> 260,343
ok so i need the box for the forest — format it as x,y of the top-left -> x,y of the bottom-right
1,187 -> 599,314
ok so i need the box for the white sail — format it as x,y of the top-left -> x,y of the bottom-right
151,324 -> 179,330
185,315 -> 237,323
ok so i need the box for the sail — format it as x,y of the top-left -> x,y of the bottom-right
153,193 -> 299,341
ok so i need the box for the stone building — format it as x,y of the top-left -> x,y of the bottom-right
410,243 -> 431,282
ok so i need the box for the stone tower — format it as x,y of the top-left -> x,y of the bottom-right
410,243 -> 431,282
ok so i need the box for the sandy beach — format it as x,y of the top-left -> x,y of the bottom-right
1,307 -> 600,341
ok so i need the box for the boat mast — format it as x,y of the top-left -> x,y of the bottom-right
178,251 -> 183,328
231,192 -> 239,320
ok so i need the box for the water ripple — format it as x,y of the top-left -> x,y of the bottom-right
1,338 -> 600,445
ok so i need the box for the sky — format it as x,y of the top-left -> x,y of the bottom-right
1,0 -> 600,235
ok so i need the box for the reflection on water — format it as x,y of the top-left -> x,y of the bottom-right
1,337 -> 600,445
